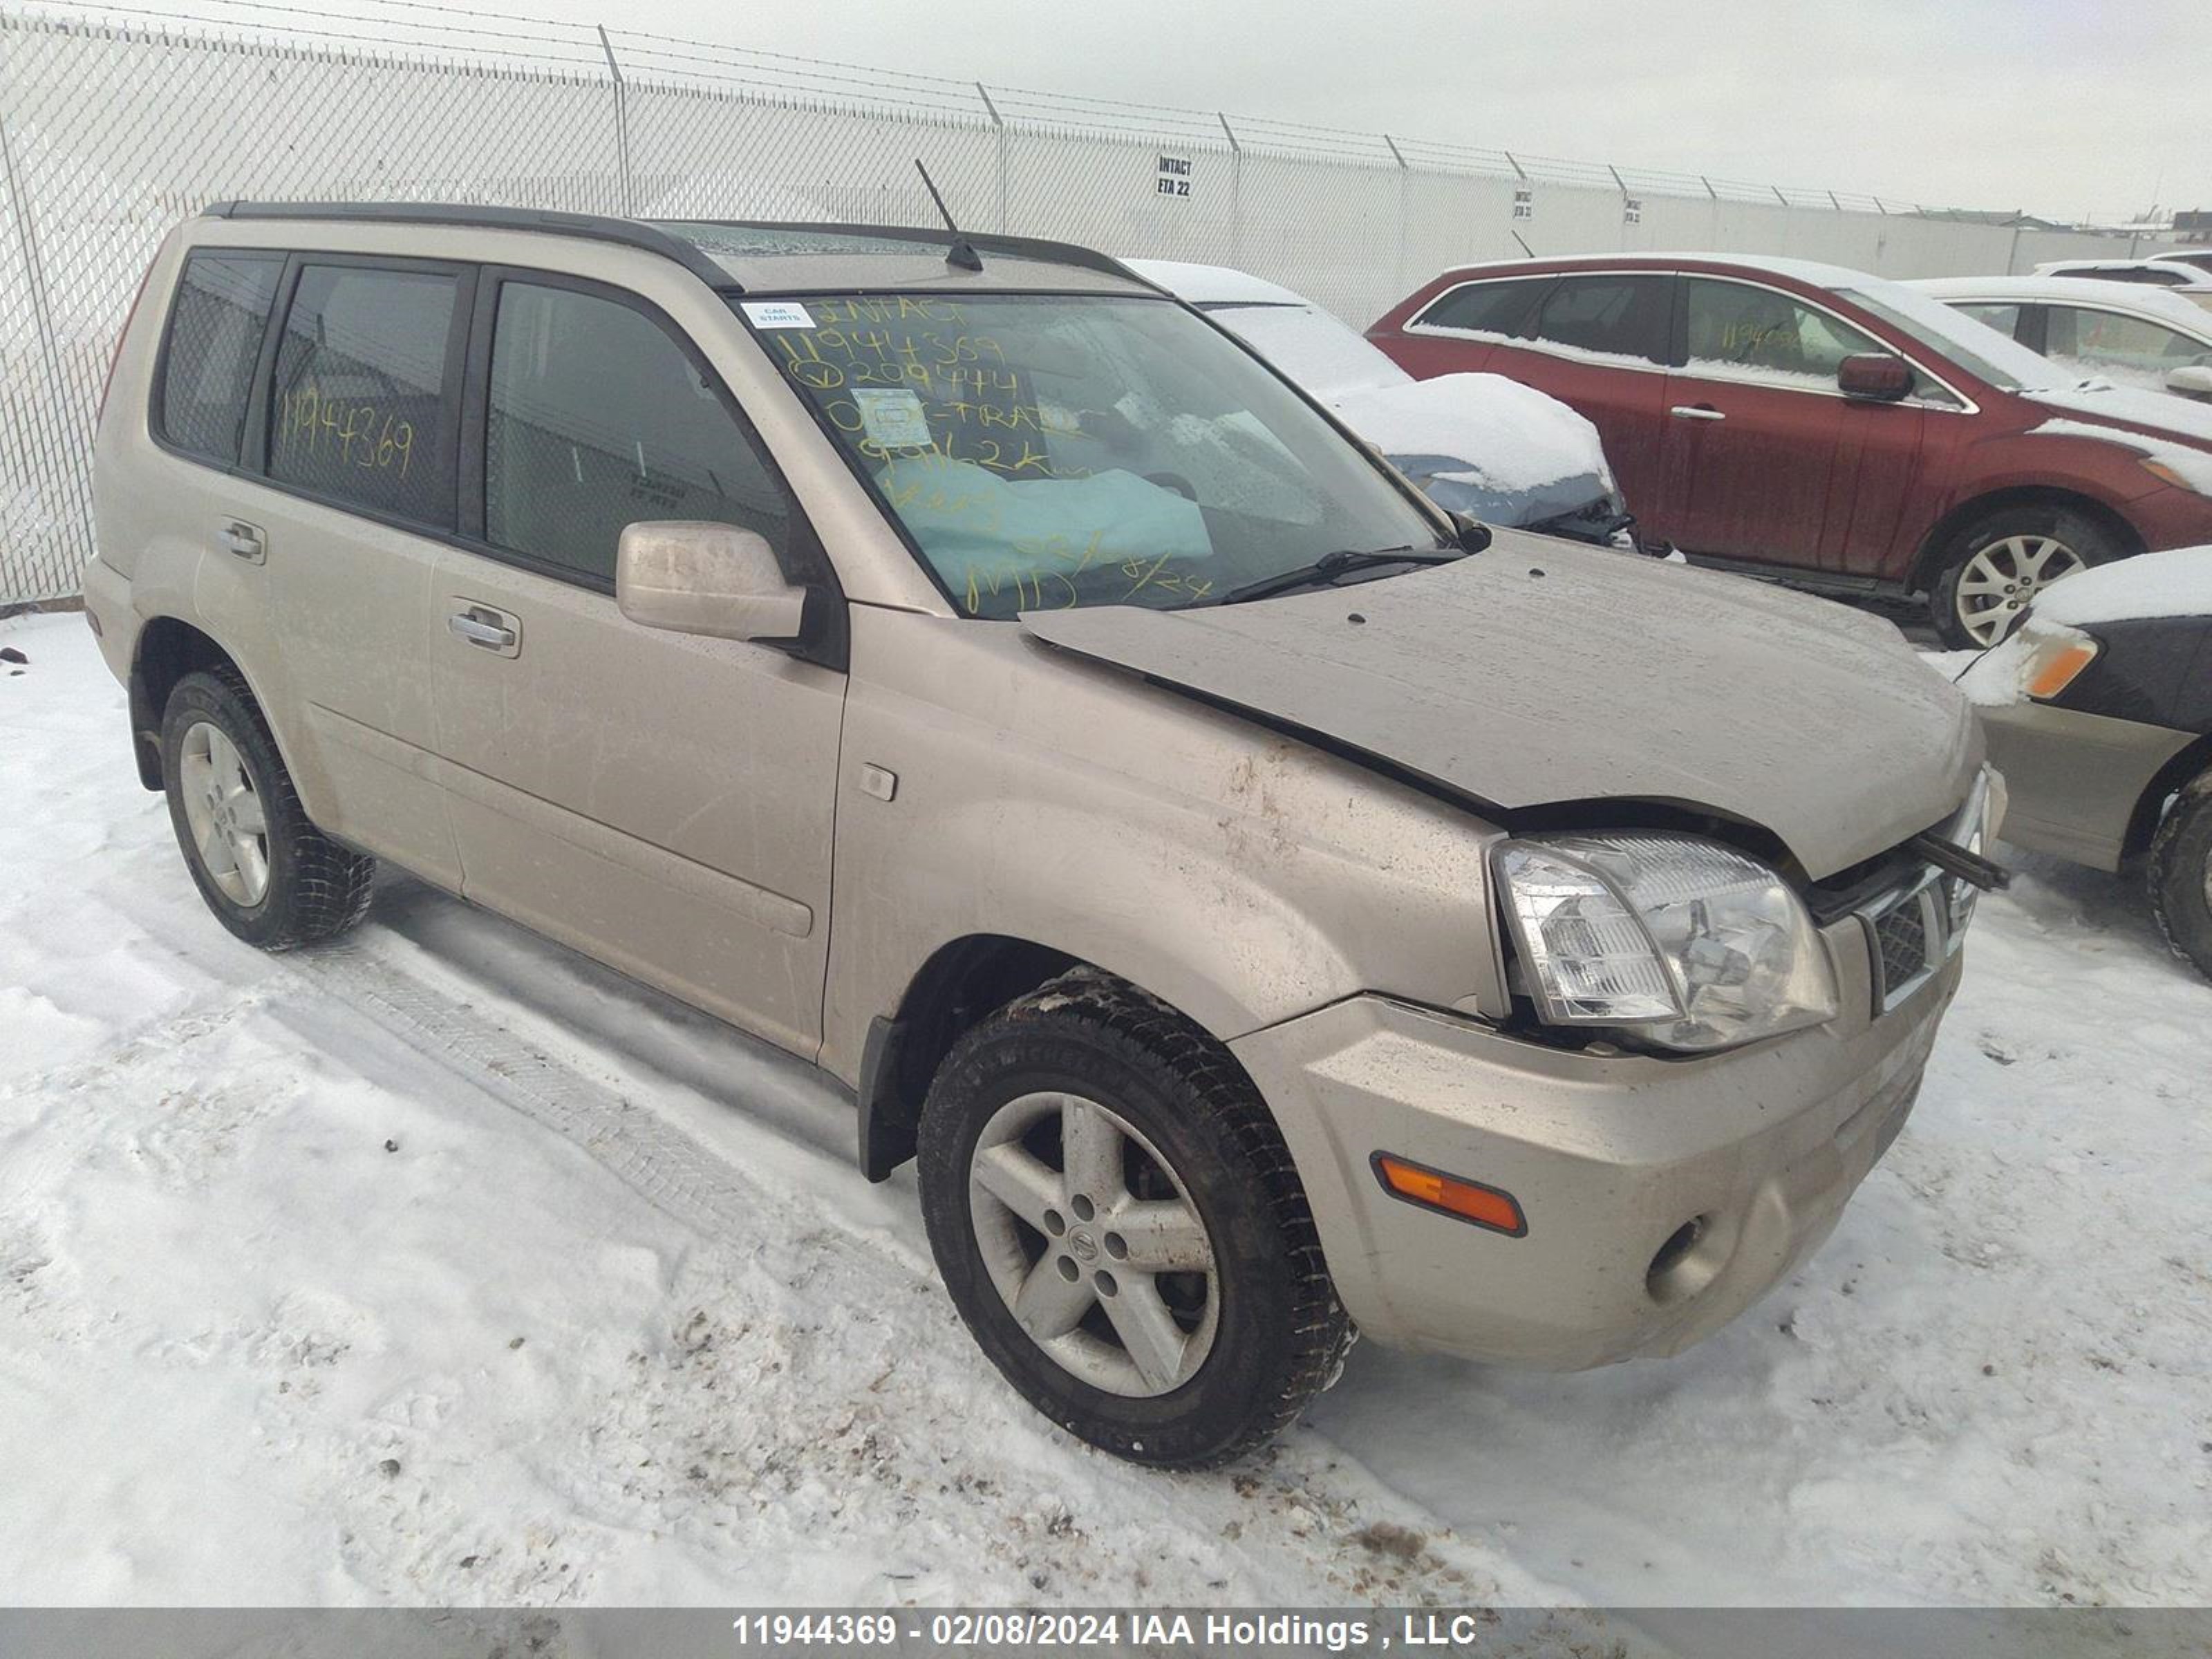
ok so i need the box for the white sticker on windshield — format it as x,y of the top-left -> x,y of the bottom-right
741,301 -> 816,329
852,388 -> 935,450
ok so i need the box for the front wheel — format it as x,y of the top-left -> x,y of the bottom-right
916,970 -> 1351,1469
2148,768 -> 2212,984
1930,507 -> 2116,648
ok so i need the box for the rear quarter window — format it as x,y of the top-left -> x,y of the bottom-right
156,251 -> 283,465
1413,277 -> 1550,337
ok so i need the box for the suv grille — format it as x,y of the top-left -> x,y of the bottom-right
1873,897 -> 1931,995
1858,870 -> 1956,1014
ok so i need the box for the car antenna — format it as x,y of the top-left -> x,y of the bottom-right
1510,229 -> 1535,258
915,159 -> 983,272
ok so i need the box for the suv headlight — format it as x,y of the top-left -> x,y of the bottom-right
1493,833 -> 1839,1053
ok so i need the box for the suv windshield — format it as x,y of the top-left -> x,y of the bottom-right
738,292 -> 1444,617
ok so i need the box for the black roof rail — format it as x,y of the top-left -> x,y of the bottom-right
680,218 -> 1170,294
199,201 -> 1170,297
201,200 -> 741,291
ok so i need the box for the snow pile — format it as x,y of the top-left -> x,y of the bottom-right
1329,373 -> 1610,494
1121,259 -> 1611,498
1208,302 -> 1412,400
2029,544 -> 2212,626
5,612 -> 2211,1609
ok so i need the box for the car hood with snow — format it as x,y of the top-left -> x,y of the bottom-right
1326,373 -> 1619,528
1123,257 -> 1620,536
1022,531 -> 1978,880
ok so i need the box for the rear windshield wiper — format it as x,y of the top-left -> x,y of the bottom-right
1217,546 -> 1465,606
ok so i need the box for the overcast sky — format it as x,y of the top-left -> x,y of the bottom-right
404,0 -> 2209,224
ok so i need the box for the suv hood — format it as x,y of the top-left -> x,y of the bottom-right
1020,535 -> 1979,880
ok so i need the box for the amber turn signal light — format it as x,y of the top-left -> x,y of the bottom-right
2026,642 -> 2097,700
1371,1152 -> 1527,1237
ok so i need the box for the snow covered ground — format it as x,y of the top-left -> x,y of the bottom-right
3,608 -> 2209,1613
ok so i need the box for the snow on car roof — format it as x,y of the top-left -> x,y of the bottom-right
1443,249 -> 1890,290
1121,258 -> 1311,308
1908,275 -> 2212,334
2032,258 -> 2212,289
2031,545 -> 2212,626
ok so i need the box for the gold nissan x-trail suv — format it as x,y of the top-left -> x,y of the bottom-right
85,203 -> 1997,1467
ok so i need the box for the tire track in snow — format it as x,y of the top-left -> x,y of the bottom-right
215,897 -> 1589,1610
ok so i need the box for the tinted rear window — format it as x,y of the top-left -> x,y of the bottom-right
1414,278 -> 1548,336
157,252 -> 283,465
268,264 -> 460,526
1530,275 -> 1671,362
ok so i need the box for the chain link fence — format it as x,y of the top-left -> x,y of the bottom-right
0,1 -> 2157,604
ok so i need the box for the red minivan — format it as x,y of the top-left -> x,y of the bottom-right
1367,255 -> 2212,645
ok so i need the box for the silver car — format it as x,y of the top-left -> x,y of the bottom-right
1960,546 -> 2212,980
84,203 -> 1991,1467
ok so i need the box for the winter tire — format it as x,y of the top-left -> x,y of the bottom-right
1931,505 -> 2117,649
160,668 -> 376,950
917,968 -> 1352,1469
2148,765 -> 2212,986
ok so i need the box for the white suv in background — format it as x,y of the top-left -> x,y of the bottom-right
1911,276 -> 2212,402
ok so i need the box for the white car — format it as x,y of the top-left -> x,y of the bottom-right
1125,259 -> 1628,543
1909,276 -> 2212,402
2031,255 -> 2212,290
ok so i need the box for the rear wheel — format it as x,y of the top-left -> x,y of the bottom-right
160,668 -> 375,950
1931,506 -> 2116,648
916,970 -> 1351,1469
2148,767 -> 2212,984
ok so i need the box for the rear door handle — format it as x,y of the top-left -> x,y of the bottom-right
447,603 -> 521,657
1669,404 -> 1726,422
218,520 -> 265,562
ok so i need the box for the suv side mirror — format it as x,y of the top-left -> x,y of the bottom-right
2165,364 -> 2212,400
617,521 -> 812,646
1837,353 -> 1913,402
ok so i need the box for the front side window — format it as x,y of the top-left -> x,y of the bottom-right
1683,279 -> 1884,383
1530,276 -> 1670,364
158,251 -> 283,465
487,283 -> 787,584
268,264 -> 460,525
748,293 -> 1443,617
2043,306 -> 2212,392
1414,278 -> 1550,337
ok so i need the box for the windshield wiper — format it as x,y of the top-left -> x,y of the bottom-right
1217,546 -> 1465,606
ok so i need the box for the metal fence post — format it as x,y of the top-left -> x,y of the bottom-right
0,95 -> 91,588
597,25 -> 632,216
977,82 -> 1006,232
1383,132 -> 1409,290
1218,112 -> 1241,265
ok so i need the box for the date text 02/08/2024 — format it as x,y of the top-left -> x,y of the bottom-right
728,1610 -> 1506,1651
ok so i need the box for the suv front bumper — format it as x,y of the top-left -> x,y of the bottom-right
1230,939 -> 1960,1369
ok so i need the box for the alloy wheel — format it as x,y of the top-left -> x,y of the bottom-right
177,720 -> 270,907
1954,534 -> 2086,646
967,1090 -> 1220,1397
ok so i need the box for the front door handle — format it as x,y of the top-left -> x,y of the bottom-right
218,520 -> 265,562
1670,404 -> 1727,422
447,603 -> 521,657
